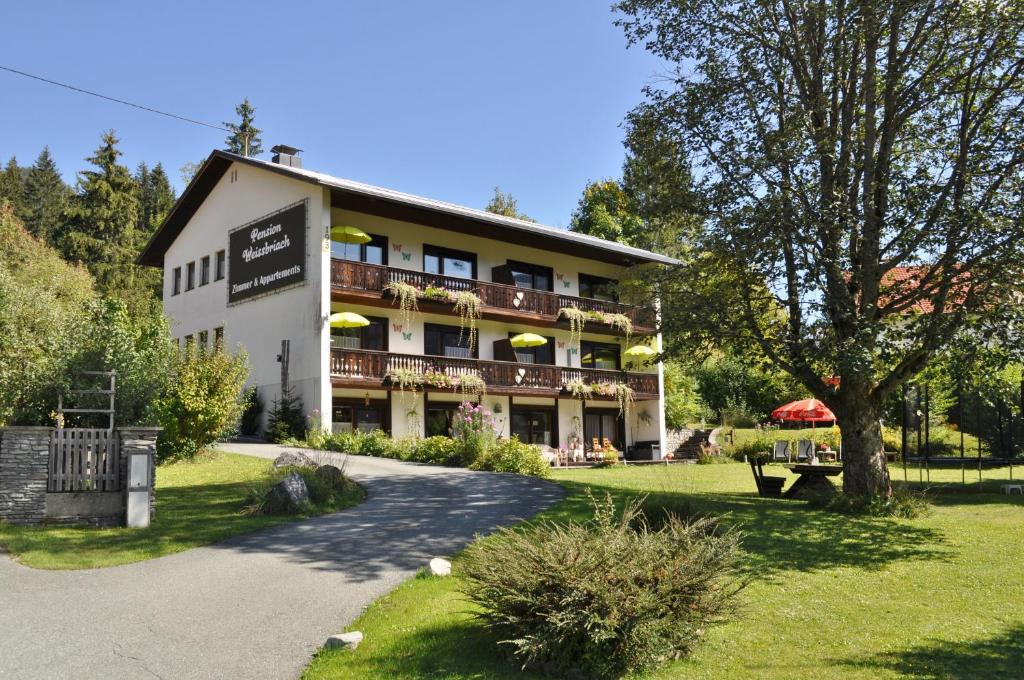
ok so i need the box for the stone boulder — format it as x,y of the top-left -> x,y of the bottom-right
315,464 -> 345,488
429,557 -> 452,577
273,451 -> 316,469
268,472 -> 310,510
324,631 -> 363,650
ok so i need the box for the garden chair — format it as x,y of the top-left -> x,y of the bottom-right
796,439 -> 814,462
772,440 -> 790,463
749,459 -> 786,498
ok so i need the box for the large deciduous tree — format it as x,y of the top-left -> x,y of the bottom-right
485,186 -> 534,221
616,0 -> 1024,497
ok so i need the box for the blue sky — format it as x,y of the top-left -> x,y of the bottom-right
0,2 -> 666,228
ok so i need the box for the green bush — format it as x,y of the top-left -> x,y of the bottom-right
242,463 -> 357,516
154,347 -> 249,461
461,494 -> 744,678
238,387 -> 264,436
813,488 -> 929,519
470,436 -> 550,477
358,429 -> 393,456
411,435 -> 460,465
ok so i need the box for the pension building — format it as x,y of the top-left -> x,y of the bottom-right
139,147 -> 677,459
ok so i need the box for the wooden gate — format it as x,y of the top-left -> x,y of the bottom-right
48,428 -> 121,492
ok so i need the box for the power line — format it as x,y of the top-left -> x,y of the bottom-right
0,64 -> 230,132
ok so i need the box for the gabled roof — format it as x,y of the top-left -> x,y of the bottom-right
879,265 -> 970,314
138,150 -> 681,268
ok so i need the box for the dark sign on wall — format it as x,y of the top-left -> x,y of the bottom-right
228,202 -> 307,304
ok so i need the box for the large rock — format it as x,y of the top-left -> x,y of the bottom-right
272,451 -> 316,469
316,464 -> 345,488
268,472 -> 310,510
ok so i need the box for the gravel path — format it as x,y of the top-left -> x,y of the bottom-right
0,444 -> 564,680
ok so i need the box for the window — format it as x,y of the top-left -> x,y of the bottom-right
184,334 -> 194,350
425,323 -> 475,358
424,245 -> 476,279
333,233 -> 388,265
332,400 -> 387,434
172,267 -> 181,296
508,261 -> 553,292
511,408 -> 556,447
584,409 -> 622,451
200,256 -> 210,286
214,326 -> 224,348
579,273 -> 618,302
186,261 -> 196,291
215,250 -> 226,280
508,332 -> 555,365
330,315 -> 388,351
580,340 -> 620,370
198,330 -> 209,349
425,403 -> 460,437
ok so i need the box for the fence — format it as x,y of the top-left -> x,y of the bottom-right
48,428 -> 121,492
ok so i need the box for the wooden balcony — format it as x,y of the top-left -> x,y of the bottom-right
330,259 -> 656,335
330,348 -> 660,400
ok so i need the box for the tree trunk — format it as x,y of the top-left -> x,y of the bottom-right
837,389 -> 892,498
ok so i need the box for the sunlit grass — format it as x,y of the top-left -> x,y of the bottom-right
0,452 -> 364,570
305,462 -> 1024,679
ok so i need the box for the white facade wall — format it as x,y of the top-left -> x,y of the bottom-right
161,163 -> 331,431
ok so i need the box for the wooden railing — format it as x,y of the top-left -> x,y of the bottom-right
330,349 -> 660,397
330,259 -> 655,329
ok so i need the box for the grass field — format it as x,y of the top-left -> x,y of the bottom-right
305,462 -> 1024,679
0,452 -> 364,570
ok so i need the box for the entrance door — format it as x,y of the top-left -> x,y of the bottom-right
584,411 -> 622,450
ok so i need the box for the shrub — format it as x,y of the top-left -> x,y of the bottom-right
155,347 -> 249,460
411,435 -> 460,465
461,494 -> 745,678
242,461 -> 356,516
266,384 -> 305,443
357,429 -> 393,456
238,387 -> 264,436
471,436 -> 550,477
451,401 -> 499,465
813,488 -> 929,519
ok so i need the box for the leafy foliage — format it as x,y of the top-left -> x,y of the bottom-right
461,493 -> 744,678
451,290 -> 482,352
0,206 -> 96,424
570,179 -> 645,246
238,387 -> 264,436
484,186 -> 534,221
154,347 -> 250,460
558,305 -> 587,350
470,436 -> 550,477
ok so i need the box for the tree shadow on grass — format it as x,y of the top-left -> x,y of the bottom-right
838,623 -> 1024,679
554,481 -> 950,576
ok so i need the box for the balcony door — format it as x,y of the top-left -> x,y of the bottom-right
580,341 -> 621,370
424,244 -> 477,280
425,323 -> 476,359
331,315 -> 388,351
332,398 -> 388,434
510,406 -> 556,447
584,408 -> 623,451
333,233 -> 387,265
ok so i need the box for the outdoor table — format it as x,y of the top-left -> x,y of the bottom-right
784,463 -> 843,500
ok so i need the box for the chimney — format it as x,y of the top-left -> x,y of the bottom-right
270,144 -> 303,168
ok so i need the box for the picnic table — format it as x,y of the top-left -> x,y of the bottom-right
784,463 -> 842,500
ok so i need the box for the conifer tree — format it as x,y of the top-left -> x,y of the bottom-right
223,98 -> 263,157
135,161 -> 175,237
22,147 -> 70,244
0,157 -> 26,220
60,130 -> 140,294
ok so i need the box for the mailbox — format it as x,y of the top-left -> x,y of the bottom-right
126,451 -> 152,528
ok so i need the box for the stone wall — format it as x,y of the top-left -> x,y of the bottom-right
0,427 -> 51,523
0,426 -> 159,527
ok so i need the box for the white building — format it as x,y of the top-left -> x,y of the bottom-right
139,148 -> 679,459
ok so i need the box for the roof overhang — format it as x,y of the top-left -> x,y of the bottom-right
138,150 -> 682,268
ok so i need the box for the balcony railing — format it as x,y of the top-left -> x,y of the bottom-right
330,348 -> 660,398
330,259 -> 656,331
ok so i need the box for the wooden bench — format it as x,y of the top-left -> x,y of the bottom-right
749,459 -> 786,498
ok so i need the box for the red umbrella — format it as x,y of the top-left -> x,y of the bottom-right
771,398 -> 836,423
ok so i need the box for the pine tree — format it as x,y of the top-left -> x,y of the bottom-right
223,98 -> 263,157
22,147 -> 70,244
60,130 -> 141,294
135,161 -> 175,237
0,156 -> 26,219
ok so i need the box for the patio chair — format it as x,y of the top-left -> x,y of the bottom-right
796,439 -> 814,462
772,440 -> 790,462
749,459 -> 786,498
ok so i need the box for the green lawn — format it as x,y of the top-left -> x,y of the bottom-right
725,425 -> 986,457
305,462 -> 1024,679
0,452 -> 364,570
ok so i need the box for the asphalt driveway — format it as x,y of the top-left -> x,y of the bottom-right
0,444 -> 564,680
